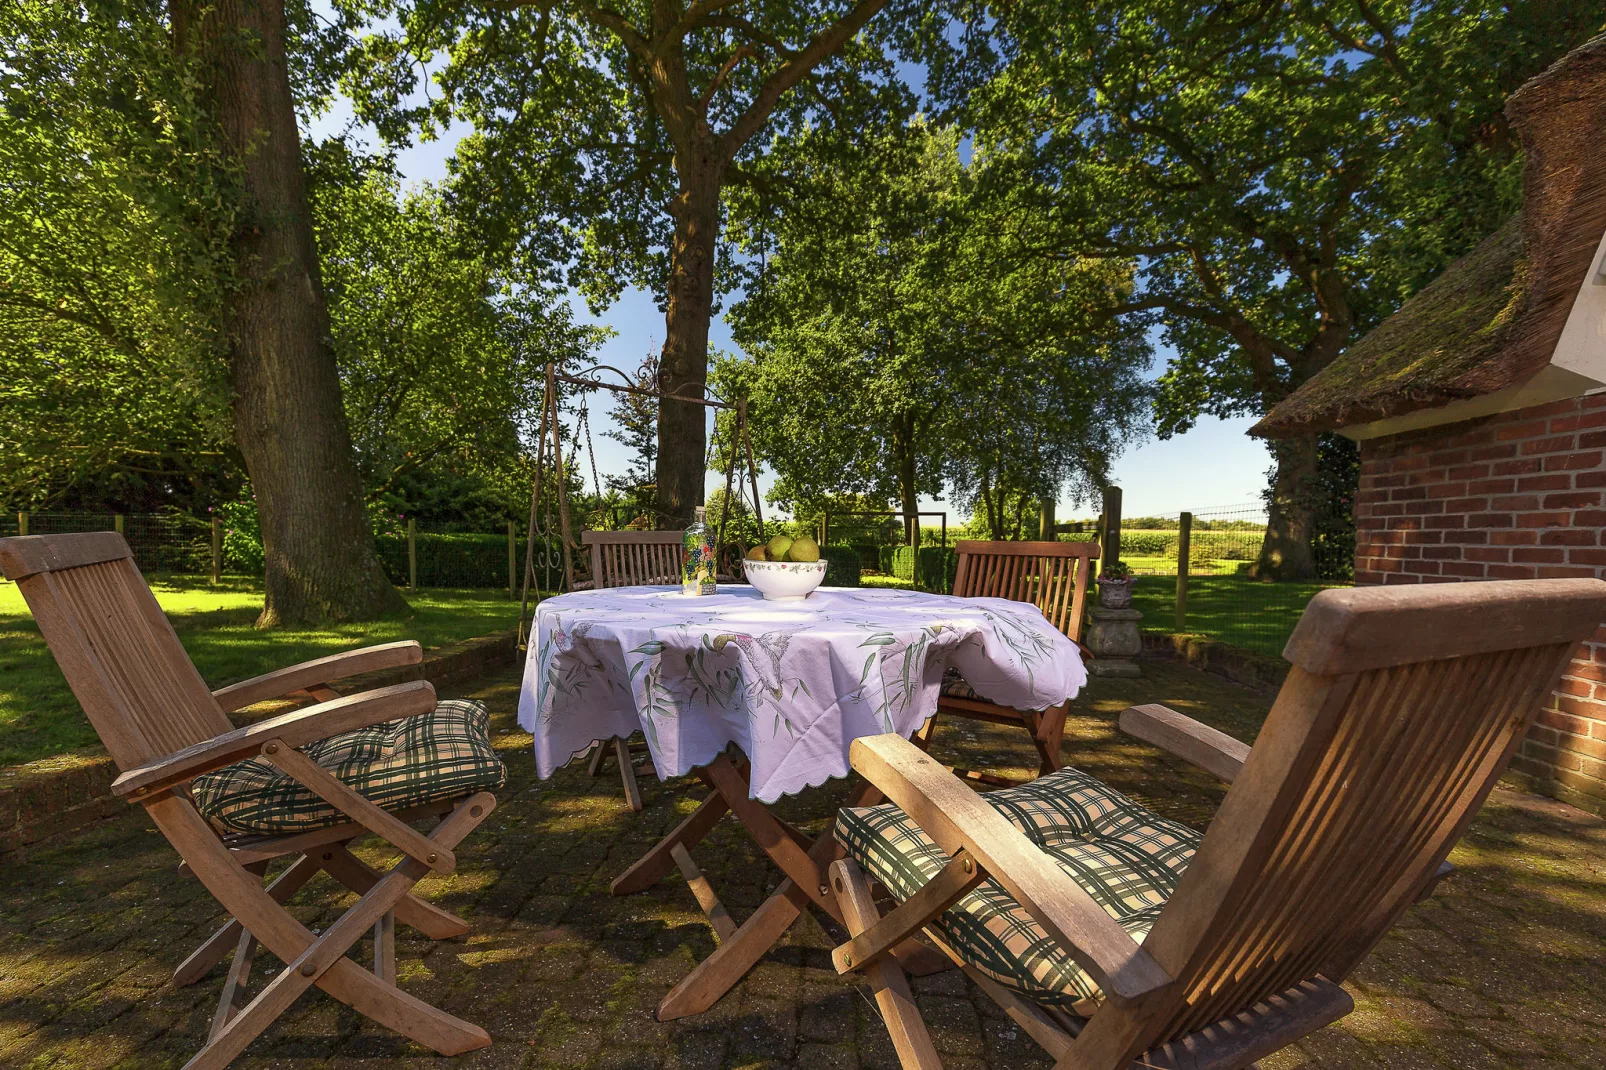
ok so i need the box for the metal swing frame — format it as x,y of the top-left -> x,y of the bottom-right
516,361 -> 766,646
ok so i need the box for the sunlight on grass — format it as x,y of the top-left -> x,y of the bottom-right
0,577 -> 523,766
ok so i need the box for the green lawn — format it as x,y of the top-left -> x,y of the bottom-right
0,578 -> 525,767
1129,573 -> 1347,657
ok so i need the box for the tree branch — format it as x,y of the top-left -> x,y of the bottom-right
720,0 -> 890,161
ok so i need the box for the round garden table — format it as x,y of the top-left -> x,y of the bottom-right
514,583 -> 1088,1019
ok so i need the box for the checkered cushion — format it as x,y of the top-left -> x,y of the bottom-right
940,666 -> 988,703
192,699 -> 506,835
835,765 -> 1199,1009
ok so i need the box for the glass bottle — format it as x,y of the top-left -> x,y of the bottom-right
682,506 -> 716,595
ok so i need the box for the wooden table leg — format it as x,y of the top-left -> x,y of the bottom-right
611,788 -> 730,895
657,758 -> 946,1021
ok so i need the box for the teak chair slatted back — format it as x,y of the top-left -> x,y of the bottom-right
951,540 -> 1098,642
579,530 -> 686,812
1111,580 -> 1604,1063
0,532 -> 229,769
584,530 -> 685,588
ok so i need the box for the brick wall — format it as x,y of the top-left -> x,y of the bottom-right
1355,392 -> 1606,816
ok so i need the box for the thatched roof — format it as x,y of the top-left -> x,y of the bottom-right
1255,35 -> 1606,439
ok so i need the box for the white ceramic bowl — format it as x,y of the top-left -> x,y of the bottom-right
743,558 -> 827,600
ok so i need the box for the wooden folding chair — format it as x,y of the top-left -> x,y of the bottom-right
924,539 -> 1098,783
0,533 -> 504,1069
827,578 -> 1606,1069
577,529 -> 685,810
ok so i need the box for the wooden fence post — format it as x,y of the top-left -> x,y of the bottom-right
507,520 -> 516,600
114,514 -> 125,536
407,518 -> 417,591
1176,511 -> 1191,631
1039,499 -> 1056,541
17,512 -> 27,537
1101,486 -> 1122,574
211,517 -> 222,583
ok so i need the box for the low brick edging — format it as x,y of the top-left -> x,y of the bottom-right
0,627 -> 520,857
1140,631 -> 1290,694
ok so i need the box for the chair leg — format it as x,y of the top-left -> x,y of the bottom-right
176,856 -> 318,986
831,858 -> 943,1070
148,793 -> 497,1069
373,910 -> 396,984
321,843 -> 471,939
207,927 -> 258,1041
616,737 -> 643,811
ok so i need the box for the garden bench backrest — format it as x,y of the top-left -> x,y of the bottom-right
584,529 -> 685,588
0,532 -> 230,770
1114,579 -> 1606,1061
951,540 -> 1098,642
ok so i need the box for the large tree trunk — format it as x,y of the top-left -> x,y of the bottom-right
191,0 -> 406,625
892,413 -> 920,548
655,159 -> 722,529
1254,433 -> 1320,581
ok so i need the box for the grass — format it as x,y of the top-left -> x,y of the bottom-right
1129,573 -> 1348,657
0,577 -> 525,767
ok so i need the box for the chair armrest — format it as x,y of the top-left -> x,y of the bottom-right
212,641 -> 422,712
114,680 -> 437,798
1118,703 -> 1250,784
848,733 -> 1174,1006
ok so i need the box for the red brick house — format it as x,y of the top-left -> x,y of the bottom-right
1255,36 -> 1606,816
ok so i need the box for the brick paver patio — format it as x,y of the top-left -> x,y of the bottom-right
2,659 -> 1604,1069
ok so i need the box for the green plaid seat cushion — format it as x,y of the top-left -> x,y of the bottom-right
835,765 -> 1199,1009
940,665 -> 988,703
192,699 -> 506,835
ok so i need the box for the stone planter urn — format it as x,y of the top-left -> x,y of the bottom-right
1087,572 -> 1142,677
1097,577 -> 1134,609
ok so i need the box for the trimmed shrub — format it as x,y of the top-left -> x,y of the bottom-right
892,546 -> 957,591
376,532 -> 549,589
878,545 -> 897,574
821,545 -> 862,587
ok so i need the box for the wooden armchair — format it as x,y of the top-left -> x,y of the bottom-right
926,539 -> 1098,782
578,529 -> 684,809
0,533 -> 504,1069
827,578 -> 1606,1069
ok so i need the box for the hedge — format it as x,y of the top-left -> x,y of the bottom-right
821,545 -> 862,587
375,532 -> 547,588
892,546 -> 957,591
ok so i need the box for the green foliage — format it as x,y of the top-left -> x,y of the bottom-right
0,0 -> 240,507
338,0 -> 907,309
217,496 -> 264,576
943,1 -> 1604,434
720,119 -> 1152,532
892,546 -> 957,591
819,546 -> 863,588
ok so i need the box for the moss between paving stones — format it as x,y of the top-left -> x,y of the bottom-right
0,661 -> 1602,1069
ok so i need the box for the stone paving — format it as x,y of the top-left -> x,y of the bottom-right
2,659 -> 1604,1069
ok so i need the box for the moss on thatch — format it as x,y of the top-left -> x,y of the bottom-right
1256,35 -> 1606,439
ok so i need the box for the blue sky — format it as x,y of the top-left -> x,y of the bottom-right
306,97 -> 1272,523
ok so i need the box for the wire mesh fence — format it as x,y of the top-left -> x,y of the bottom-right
3,511 -> 214,576
1,511 -> 546,592
1116,503 -> 1352,658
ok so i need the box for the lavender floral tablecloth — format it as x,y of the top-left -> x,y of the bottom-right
516,585 -> 1086,802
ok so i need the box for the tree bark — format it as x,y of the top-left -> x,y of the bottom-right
891,413 -> 920,548
1252,433 -> 1320,581
655,155 -> 722,528
188,0 -> 406,624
